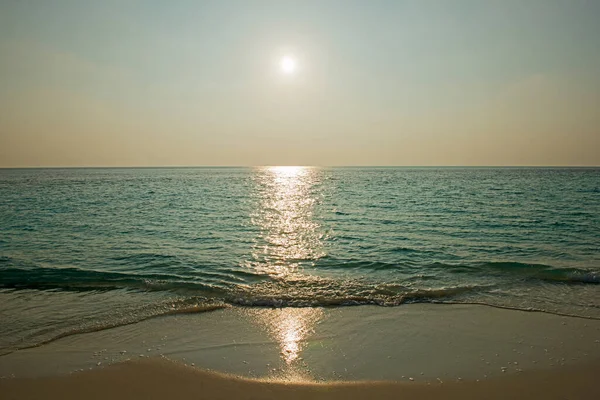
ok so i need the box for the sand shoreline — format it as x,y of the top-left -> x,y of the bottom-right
2,357 -> 599,400
2,303 -> 600,399
3,303 -> 599,381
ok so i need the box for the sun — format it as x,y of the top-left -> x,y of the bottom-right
280,55 -> 297,74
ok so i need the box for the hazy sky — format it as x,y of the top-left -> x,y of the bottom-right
1,0 -> 599,166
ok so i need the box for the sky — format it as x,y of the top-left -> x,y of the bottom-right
1,0 -> 599,167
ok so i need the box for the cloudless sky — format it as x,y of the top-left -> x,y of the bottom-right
1,0 -> 599,166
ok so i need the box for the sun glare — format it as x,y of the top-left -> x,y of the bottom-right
280,55 -> 297,74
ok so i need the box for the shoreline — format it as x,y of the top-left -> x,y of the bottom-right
2,357 -> 600,400
3,299 -> 599,360
2,303 -> 599,382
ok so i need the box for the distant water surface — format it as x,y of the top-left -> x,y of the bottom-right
0,167 -> 598,354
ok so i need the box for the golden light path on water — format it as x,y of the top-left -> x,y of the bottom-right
249,166 -> 326,276
246,166 -> 325,380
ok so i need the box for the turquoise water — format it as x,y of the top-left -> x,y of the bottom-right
1,167 -> 599,354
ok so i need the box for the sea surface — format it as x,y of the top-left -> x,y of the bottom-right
1,167 -> 599,355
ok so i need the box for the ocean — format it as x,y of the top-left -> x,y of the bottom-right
1,167 -> 599,356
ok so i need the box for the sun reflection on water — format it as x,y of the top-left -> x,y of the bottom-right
248,166 -> 325,277
243,166 -> 326,380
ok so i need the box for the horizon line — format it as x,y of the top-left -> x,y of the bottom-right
1,165 -> 599,169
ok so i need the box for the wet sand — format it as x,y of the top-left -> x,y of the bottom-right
2,357 -> 599,400
1,304 -> 600,399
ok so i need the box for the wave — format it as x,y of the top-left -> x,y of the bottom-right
0,265 -> 210,292
229,284 -> 486,307
0,266 -> 493,309
0,262 -> 267,295
1,259 -> 599,355
1,258 -> 597,297
1,257 -> 598,331
314,258 -> 599,284
461,261 -> 600,284
0,299 -> 228,356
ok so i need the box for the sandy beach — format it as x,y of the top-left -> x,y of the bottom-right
1,304 -> 599,399
2,356 -> 599,400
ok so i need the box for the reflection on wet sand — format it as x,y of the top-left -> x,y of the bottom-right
246,307 -> 323,380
